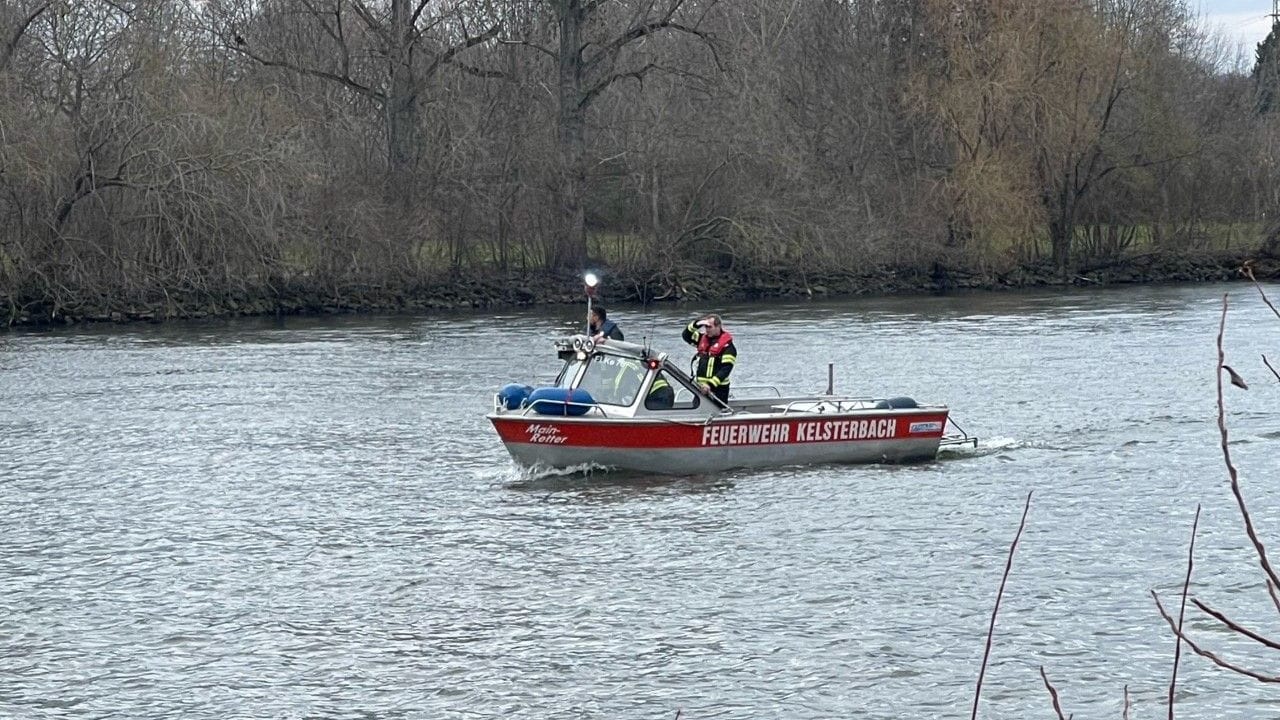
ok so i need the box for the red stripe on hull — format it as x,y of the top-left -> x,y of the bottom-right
490,411 -> 948,450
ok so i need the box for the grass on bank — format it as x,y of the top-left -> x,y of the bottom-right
978,222 -> 1266,265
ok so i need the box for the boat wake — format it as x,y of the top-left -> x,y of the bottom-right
480,460 -> 618,487
938,435 -> 1022,459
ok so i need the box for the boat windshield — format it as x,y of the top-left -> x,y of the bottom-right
574,354 -> 648,407
555,359 -> 584,388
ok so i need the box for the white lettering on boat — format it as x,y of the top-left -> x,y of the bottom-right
700,423 -> 790,446
908,421 -> 943,434
794,418 -> 896,443
525,424 -> 568,444
699,418 -> 897,447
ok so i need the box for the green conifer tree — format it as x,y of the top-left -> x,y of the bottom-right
1255,21 -> 1280,113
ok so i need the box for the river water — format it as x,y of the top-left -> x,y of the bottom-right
3,282 -> 1280,719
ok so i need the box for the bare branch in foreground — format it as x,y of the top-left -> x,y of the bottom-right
1039,665 -> 1071,720
1263,355 -> 1280,384
1241,264 -> 1280,321
1152,591 -> 1280,683
971,490 -> 1033,720
1167,504 -> 1200,720
1216,294 -> 1280,606
1190,597 -> 1280,652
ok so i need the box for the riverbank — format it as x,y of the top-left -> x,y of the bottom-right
5,249 -> 1278,328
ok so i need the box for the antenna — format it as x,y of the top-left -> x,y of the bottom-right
643,301 -> 659,355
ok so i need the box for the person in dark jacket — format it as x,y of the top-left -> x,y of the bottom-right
590,306 -> 624,341
645,373 -> 675,410
682,314 -> 736,403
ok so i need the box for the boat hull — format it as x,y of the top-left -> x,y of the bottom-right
489,409 -> 948,475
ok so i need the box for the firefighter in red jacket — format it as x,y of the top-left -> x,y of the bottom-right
682,314 -> 736,404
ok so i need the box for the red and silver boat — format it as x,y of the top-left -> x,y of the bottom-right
488,333 -> 976,475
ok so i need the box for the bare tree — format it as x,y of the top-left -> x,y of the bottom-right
501,0 -> 719,270
912,0 -> 1213,271
206,0 -> 499,204
3,0 -> 1279,324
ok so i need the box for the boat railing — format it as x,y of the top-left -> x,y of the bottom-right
493,393 -> 611,418
523,400 -> 610,418
763,398 -> 883,415
732,384 -> 783,397
940,416 -> 979,448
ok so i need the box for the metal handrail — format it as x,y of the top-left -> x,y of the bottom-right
946,415 -> 971,437
774,400 -> 811,415
517,399 -> 608,418
732,384 -> 783,397
770,398 -> 908,415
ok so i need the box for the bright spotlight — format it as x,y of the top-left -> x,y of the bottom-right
583,272 -> 599,288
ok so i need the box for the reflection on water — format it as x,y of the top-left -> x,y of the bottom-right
3,281 -> 1280,719
508,474 -> 739,505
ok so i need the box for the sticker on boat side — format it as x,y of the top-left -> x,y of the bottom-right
525,424 -> 569,444
908,421 -> 943,434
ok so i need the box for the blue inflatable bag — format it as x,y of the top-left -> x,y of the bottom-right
526,387 -> 595,416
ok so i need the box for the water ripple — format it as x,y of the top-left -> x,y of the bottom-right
3,283 -> 1279,718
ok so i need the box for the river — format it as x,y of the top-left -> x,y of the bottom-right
3,282 -> 1280,719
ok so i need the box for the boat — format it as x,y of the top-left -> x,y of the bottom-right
488,331 -> 977,476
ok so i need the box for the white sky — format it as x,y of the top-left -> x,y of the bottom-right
1201,0 -> 1275,54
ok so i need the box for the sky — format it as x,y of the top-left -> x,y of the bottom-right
1201,0 -> 1275,56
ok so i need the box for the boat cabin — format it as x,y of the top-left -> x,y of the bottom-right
546,335 -> 719,419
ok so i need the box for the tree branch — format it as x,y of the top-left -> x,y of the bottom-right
1039,666 -> 1070,720
579,62 -> 657,109
410,1 -> 453,42
298,0 -> 343,44
1168,505 -> 1200,720
423,24 -> 500,77
410,0 -> 433,30
454,61 -> 506,79
971,491 -> 1033,720
1152,591 -> 1280,683
497,37 -> 558,61
1266,356 -> 1280,384
229,44 -> 381,101
1216,294 -> 1280,602
585,16 -> 720,73
348,0 -> 388,39
0,0 -> 50,75
1190,597 -> 1280,652
1242,264 -> 1280,321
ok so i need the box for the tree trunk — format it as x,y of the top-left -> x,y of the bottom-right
552,0 -> 588,271
649,164 -> 662,249
387,0 -> 417,207
1050,206 -> 1073,272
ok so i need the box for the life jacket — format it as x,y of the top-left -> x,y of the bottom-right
696,330 -> 734,357
594,319 -> 621,340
